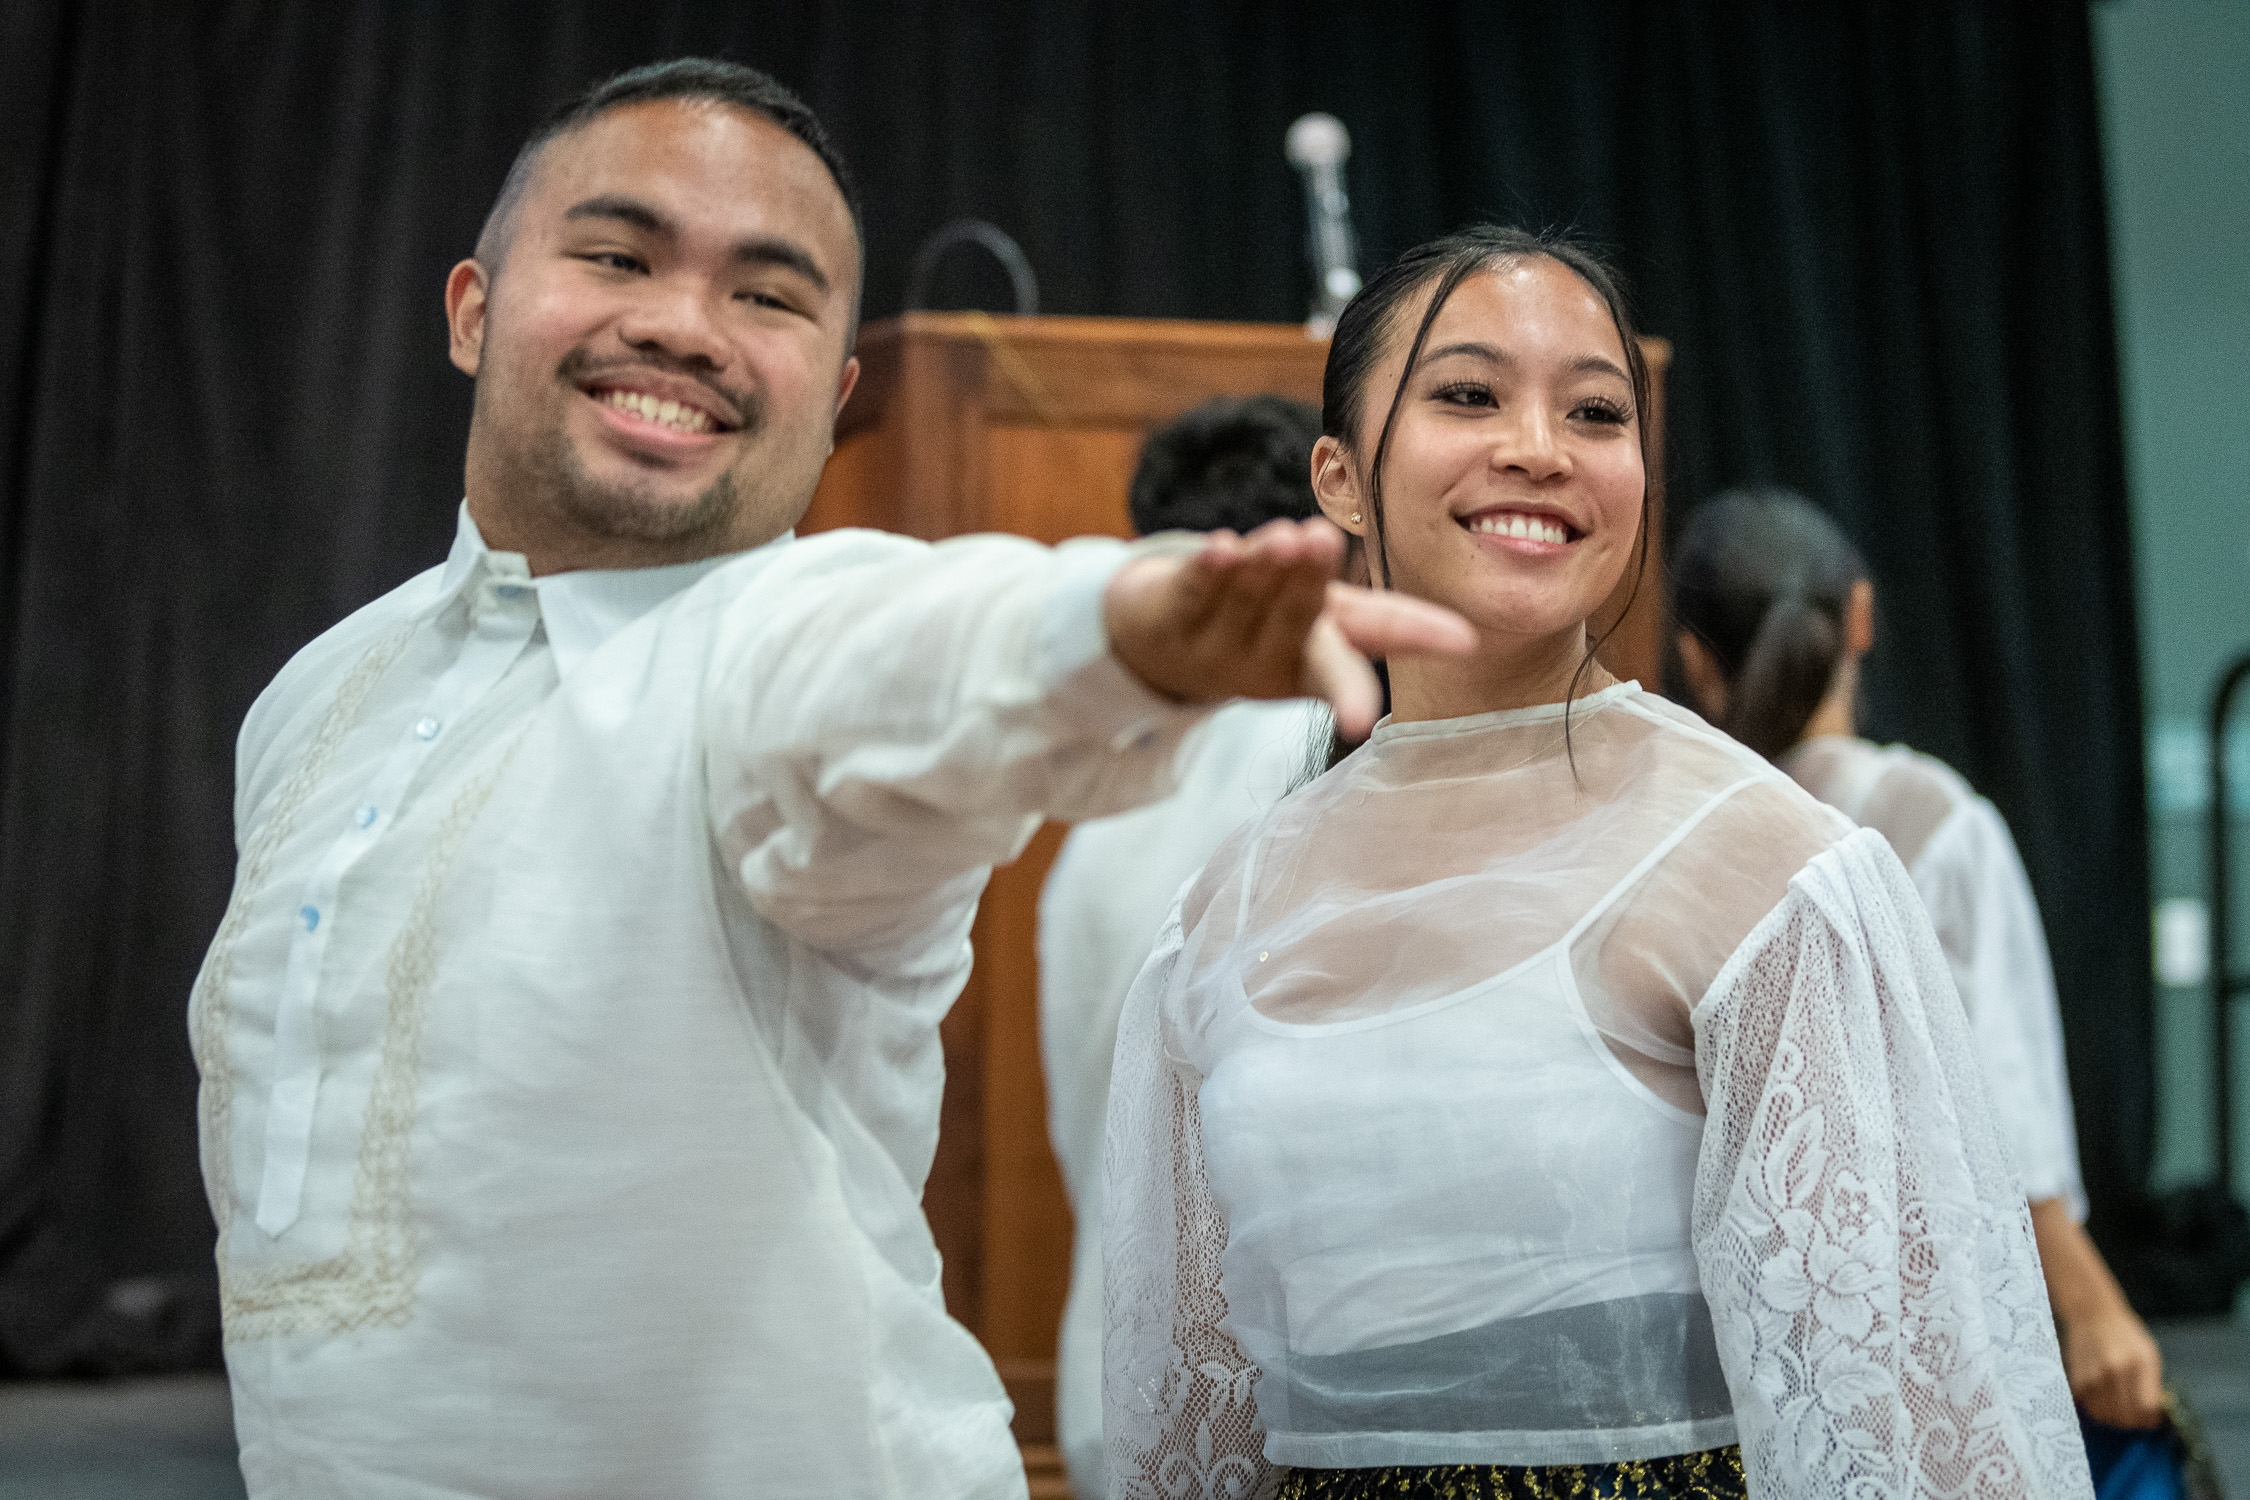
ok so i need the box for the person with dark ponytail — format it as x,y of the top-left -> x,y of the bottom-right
1672,487 -> 2168,1439
1103,230 -> 2088,1500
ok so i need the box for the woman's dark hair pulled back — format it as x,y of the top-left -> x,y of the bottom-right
1671,487 -> 1868,759
1315,225 -> 1654,772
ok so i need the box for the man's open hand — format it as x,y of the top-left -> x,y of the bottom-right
1102,518 -> 1474,741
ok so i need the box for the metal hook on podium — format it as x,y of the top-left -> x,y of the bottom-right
904,219 -> 1040,317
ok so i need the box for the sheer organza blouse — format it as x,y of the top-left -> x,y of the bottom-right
1102,684 -> 2090,1500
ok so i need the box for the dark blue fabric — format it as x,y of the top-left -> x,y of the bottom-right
2082,1415 -> 2190,1500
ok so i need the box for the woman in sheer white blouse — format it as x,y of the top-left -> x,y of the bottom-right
1670,486 -> 2166,1438
1100,227 -> 2091,1500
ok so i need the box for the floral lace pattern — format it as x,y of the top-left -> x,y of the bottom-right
1690,834 -> 2089,1498
1104,907 -> 1275,1500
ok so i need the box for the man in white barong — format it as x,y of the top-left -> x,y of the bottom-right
188,59 -> 1467,1500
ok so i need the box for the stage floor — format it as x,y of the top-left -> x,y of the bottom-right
0,1373 -> 241,1500
1,1316 -> 2243,1499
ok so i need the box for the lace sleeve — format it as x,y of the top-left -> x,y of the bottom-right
1690,830 -> 2092,1500
1102,903 -> 1272,1500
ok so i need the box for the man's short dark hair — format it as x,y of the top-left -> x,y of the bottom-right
476,58 -> 864,279
1129,395 -> 1324,537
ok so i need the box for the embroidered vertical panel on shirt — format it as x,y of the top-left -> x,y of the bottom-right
198,625 -> 529,1339
192,625 -> 416,1239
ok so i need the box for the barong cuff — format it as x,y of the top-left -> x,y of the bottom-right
1036,533 -> 1215,757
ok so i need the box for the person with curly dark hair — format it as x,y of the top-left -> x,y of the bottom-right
1127,394 -> 1326,536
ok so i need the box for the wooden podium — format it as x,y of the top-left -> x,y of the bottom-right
799,312 -> 1670,1487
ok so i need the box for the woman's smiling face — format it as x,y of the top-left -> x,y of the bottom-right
1316,256 -> 1645,650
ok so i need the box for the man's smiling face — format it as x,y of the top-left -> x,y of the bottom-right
446,97 -> 861,572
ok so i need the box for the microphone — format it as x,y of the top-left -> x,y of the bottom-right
1284,112 -> 1362,337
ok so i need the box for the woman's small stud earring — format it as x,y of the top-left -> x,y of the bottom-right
1349,511 -> 1362,524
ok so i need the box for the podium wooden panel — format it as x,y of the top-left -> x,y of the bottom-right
799,312 -> 1670,1468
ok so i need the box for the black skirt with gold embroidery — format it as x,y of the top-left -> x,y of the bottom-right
1274,1444 -> 1746,1500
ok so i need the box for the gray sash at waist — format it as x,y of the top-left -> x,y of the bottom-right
1271,1291 -> 1733,1435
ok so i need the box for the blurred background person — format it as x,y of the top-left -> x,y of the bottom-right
1672,487 -> 2187,1488
1038,394 -> 1332,1499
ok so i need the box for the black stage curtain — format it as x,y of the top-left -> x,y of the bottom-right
0,2 -> 2145,1374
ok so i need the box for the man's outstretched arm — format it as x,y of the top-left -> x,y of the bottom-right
702,519 -> 1468,956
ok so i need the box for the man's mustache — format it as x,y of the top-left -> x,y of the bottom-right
558,348 -> 761,435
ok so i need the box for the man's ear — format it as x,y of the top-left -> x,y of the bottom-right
446,259 -> 490,378
1310,435 -> 1365,535
1845,577 -> 1875,656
